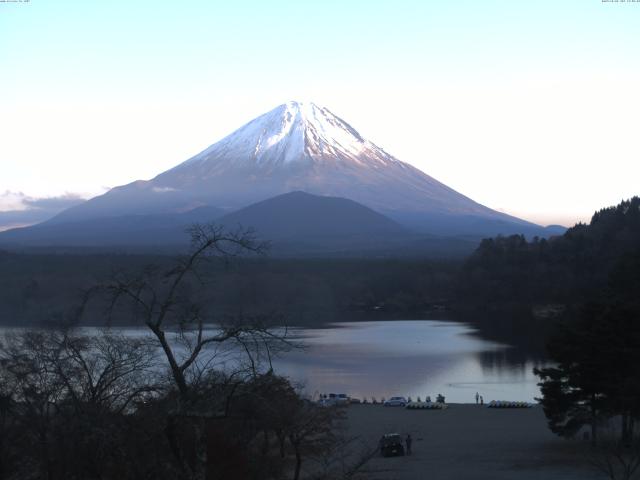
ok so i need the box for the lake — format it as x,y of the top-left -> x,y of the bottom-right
0,319 -> 545,404
274,320 -> 545,403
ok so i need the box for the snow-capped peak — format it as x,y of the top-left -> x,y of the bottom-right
180,101 -> 396,171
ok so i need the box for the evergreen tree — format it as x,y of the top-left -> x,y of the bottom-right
535,304 -> 610,443
535,253 -> 640,444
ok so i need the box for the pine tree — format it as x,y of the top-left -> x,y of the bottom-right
536,253 -> 640,444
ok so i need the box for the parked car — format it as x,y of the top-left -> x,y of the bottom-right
379,433 -> 405,457
383,396 -> 408,407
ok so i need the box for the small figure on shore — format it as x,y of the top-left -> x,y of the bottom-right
475,392 -> 479,404
405,434 -> 412,455
480,395 -> 484,405
426,395 -> 431,403
436,393 -> 445,404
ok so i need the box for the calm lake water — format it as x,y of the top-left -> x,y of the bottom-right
274,320 -> 545,403
1,320 -> 545,404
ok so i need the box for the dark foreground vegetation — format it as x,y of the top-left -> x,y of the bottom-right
0,326 -> 373,480
0,225 -> 374,480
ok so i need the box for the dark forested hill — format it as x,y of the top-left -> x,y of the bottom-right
0,251 -> 460,326
457,197 -> 640,308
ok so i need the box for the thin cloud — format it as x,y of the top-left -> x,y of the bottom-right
0,191 -> 30,212
0,191 -> 87,231
22,193 -> 86,210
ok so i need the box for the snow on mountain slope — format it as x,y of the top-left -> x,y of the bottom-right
49,101 -> 537,233
149,101 -> 503,215
182,101 -> 375,168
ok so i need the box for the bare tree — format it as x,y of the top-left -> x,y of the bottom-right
0,224 -> 312,480
0,355 -> 17,480
93,223 -> 293,480
0,328 -> 164,480
99,224 -> 276,395
0,331 -> 69,479
52,330 -> 159,413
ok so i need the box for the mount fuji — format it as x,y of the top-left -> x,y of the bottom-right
0,101 -> 561,253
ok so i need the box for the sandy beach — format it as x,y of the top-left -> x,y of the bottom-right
344,404 -> 601,480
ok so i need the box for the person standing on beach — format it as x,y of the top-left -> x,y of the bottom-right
480,395 -> 484,405
475,392 -> 479,404
406,434 -> 412,455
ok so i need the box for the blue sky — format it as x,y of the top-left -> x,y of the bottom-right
1,0 -> 639,226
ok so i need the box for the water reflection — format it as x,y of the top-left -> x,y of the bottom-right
0,320 -> 547,403
274,320 -> 546,403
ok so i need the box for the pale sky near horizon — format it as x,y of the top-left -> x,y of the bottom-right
1,0 -> 639,226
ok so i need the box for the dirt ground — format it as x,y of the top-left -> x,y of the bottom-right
343,404 -> 602,480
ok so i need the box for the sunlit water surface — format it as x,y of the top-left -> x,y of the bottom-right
273,321 -> 544,403
0,320 -> 544,403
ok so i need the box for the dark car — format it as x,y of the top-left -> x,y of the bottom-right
379,433 -> 405,457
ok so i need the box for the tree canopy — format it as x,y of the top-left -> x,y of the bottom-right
459,197 -> 640,308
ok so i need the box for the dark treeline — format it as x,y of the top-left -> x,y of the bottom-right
453,197 -> 640,361
0,253 -> 460,327
458,197 -> 640,310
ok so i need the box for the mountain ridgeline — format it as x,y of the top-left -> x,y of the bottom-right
0,101 -> 561,255
0,192 -> 479,256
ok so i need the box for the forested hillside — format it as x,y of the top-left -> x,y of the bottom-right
457,197 -> 640,309
0,253 -> 458,326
